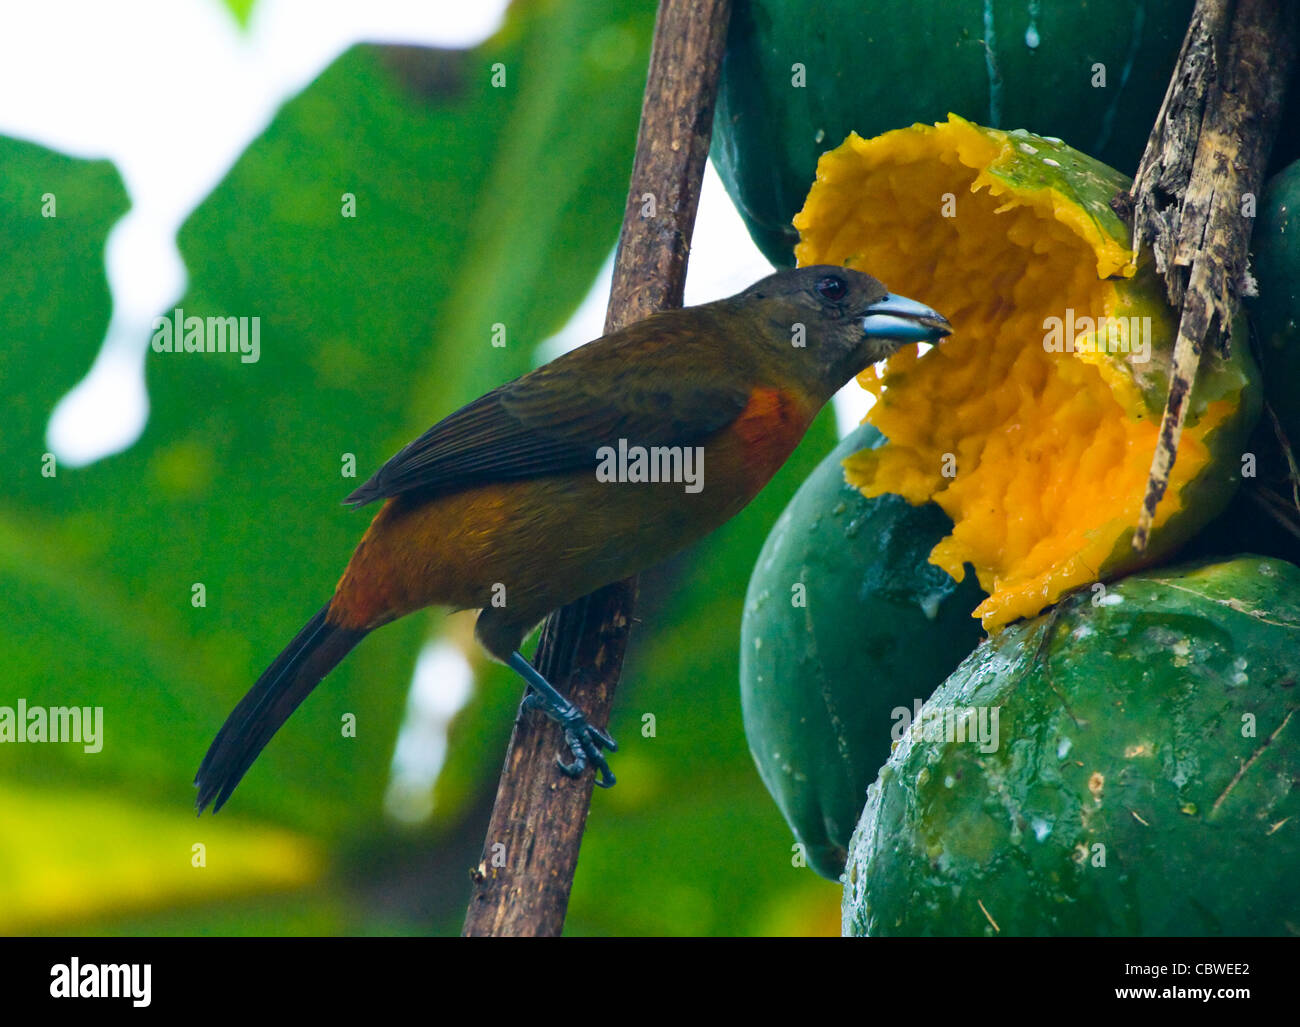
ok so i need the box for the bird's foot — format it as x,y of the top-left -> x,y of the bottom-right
509,652 -> 617,787
521,691 -> 617,786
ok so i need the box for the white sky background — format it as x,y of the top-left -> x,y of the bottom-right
0,0 -> 869,821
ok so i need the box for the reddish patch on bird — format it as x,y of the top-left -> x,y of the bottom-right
731,386 -> 812,482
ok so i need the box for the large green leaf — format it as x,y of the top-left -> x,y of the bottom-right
220,0 -> 256,29
1,785 -> 321,934
1,0 -> 656,929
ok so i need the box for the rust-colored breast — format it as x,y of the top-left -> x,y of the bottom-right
726,386 -> 815,485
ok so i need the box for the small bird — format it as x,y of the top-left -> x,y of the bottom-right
194,266 -> 951,813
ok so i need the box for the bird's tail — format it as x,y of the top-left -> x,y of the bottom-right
195,602 -> 368,814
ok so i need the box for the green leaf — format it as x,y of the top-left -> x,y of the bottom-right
0,784 -> 321,934
0,0 -> 657,928
220,0 -> 256,30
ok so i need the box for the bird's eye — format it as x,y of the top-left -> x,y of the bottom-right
815,275 -> 847,301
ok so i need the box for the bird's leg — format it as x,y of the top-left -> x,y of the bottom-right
508,651 -> 617,787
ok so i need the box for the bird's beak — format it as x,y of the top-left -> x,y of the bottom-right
860,293 -> 952,344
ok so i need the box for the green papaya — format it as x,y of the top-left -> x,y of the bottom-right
741,423 -> 985,880
844,556 -> 1300,936
1250,158 -> 1300,445
712,0 -> 1197,265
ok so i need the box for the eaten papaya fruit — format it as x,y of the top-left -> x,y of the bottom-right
796,116 -> 1260,631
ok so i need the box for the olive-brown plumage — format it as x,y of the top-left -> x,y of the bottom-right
195,266 -> 950,812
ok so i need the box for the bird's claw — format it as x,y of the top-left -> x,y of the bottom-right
558,716 -> 617,788
522,691 -> 618,787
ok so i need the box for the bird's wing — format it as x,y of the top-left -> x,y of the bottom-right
343,317 -> 753,507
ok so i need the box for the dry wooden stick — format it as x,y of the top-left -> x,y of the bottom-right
1127,0 -> 1298,551
462,0 -> 732,937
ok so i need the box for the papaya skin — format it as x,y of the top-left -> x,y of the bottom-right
712,0 -> 1201,266
845,557 -> 1300,937
742,423 -> 985,879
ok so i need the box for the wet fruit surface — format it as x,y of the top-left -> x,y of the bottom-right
741,424 -> 985,879
844,556 -> 1300,936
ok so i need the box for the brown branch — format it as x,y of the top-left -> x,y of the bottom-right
1127,0 -> 1298,551
461,0 -> 732,937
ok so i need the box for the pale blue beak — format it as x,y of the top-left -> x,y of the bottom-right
861,293 -> 952,343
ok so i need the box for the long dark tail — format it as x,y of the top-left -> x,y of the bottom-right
195,603 -> 368,814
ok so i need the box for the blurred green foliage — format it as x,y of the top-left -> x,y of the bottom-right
220,0 -> 255,29
2,0 -> 844,936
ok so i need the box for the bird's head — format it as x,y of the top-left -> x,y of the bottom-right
736,265 -> 952,400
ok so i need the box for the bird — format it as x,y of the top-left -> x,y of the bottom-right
194,265 -> 951,813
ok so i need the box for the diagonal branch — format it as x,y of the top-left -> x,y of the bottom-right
461,0 -> 732,938
1126,0 -> 1298,551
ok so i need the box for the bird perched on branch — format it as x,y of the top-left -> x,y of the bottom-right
195,265 -> 951,813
